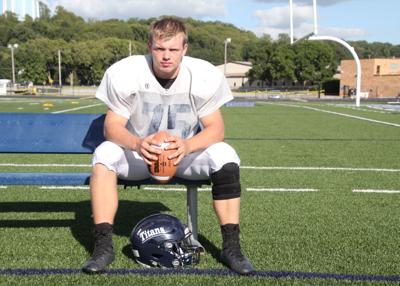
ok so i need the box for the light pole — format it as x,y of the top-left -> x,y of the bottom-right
224,38 -> 231,75
7,43 -> 19,85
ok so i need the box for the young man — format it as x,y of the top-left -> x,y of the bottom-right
82,17 -> 254,275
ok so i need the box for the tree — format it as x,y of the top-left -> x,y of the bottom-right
49,6 -> 85,41
15,38 -> 70,84
0,5 -> 397,88
0,12 -> 19,46
245,35 -> 273,85
293,41 -> 336,94
267,42 -> 296,83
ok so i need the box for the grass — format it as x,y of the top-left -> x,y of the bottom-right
0,96 -> 399,285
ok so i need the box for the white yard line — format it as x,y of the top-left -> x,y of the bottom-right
6,185 -> 400,194
143,187 -> 211,191
301,105 -> 400,127
246,188 -> 318,192
263,102 -> 400,128
1,163 -> 400,173
353,189 -> 400,194
0,163 -> 91,167
51,103 -> 103,114
241,166 -> 400,172
40,186 -> 90,190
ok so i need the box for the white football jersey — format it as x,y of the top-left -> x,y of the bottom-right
96,55 -> 233,139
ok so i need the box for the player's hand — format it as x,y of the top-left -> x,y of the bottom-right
136,134 -> 163,165
164,135 -> 190,165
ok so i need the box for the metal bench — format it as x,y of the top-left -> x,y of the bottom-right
0,112 -> 210,249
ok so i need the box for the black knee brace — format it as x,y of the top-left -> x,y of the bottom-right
211,163 -> 241,200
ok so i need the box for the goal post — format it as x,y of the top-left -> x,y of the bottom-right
289,0 -> 362,106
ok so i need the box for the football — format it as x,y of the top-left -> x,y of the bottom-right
148,131 -> 177,183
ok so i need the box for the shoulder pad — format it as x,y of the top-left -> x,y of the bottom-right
182,56 -> 224,98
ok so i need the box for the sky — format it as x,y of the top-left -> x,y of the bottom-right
47,0 -> 400,45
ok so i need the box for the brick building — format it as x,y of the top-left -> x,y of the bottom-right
340,58 -> 400,98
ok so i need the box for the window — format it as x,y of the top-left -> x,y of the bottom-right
390,63 -> 399,73
376,65 -> 380,75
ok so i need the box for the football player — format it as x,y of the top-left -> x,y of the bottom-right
82,17 -> 254,275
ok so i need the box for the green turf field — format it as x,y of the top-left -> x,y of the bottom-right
0,96 -> 399,285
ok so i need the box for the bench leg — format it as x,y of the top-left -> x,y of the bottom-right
186,185 -> 205,252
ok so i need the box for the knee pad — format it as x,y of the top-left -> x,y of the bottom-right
211,163 -> 241,200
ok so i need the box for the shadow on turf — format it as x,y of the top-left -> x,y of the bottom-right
0,200 -> 170,253
0,200 -> 222,265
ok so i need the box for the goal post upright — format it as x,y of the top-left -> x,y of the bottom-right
308,35 -> 362,107
289,0 -> 294,44
312,0 -> 318,35
289,0 -> 362,107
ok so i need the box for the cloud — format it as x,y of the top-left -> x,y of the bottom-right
255,4 -> 312,29
253,0 -> 354,6
321,26 -> 366,39
253,2 -> 366,40
51,0 -> 227,20
253,3 -> 313,38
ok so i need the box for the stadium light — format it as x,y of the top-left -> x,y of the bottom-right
224,38 -> 231,75
7,43 -> 19,85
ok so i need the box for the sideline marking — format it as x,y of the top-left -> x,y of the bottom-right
0,268 -> 399,282
353,189 -> 400,194
301,105 -> 400,127
247,188 -> 318,192
52,103 -> 103,114
263,102 -> 400,127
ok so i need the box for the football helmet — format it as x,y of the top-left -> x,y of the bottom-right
130,213 -> 200,268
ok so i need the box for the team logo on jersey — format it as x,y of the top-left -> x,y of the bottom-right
145,83 -> 150,89
137,227 -> 167,243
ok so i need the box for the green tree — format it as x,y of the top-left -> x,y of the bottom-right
15,38 -> 70,84
49,6 -> 85,41
268,42 -> 296,83
245,35 -> 273,84
293,41 -> 336,94
0,12 -> 19,46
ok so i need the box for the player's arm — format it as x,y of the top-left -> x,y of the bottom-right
166,109 -> 225,165
187,109 -> 225,152
103,109 -> 160,164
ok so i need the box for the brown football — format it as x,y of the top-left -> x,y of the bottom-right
148,131 -> 177,183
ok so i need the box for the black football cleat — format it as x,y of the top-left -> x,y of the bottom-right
82,248 -> 115,274
82,226 -> 115,274
220,245 -> 254,275
220,224 -> 254,275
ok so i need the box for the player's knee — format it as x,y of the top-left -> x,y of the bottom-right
211,162 -> 241,200
206,142 -> 240,170
92,141 -> 124,172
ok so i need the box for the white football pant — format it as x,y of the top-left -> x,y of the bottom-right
92,141 -> 240,180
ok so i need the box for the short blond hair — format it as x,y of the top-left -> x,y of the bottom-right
149,17 -> 188,44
